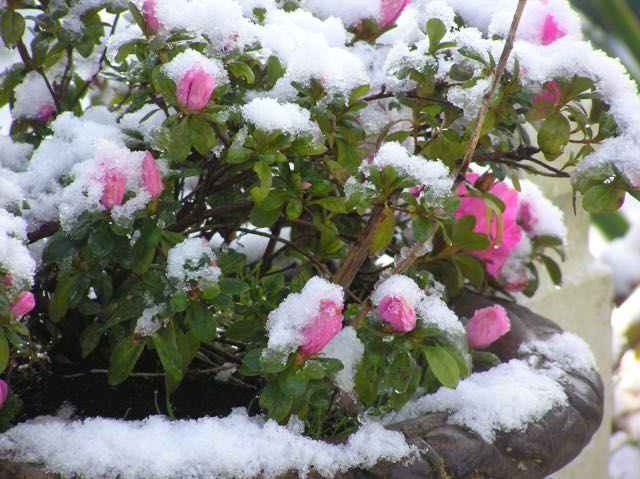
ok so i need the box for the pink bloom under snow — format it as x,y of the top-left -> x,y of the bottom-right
11,291 -> 35,318
0,380 -> 7,409
378,296 -> 417,333
141,151 -> 164,197
142,0 -> 160,33
177,68 -> 216,113
36,104 -> 56,123
533,81 -> 561,104
380,0 -> 412,28
100,168 -> 128,210
540,14 -> 566,45
466,305 -> 511,349
454,174 -> 522,278
300,300 -> 344,356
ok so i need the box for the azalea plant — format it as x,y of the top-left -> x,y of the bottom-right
0,0 -> 637,437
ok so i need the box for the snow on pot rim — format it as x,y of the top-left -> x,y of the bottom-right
0,293 -> 603,479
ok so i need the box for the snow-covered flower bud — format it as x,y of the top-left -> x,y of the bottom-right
11,291 -> 35,318
533,81 -> 561,104
142,0 -> 161,33
100,169 -> 128,210
378,296 -> 417,333
300,300 -> 344,356
0,380 -> 7,409
466,305 -> 511,349
177,68 -> 216,113
540,14 -> 566,45
36,104 -> 56,123
141,151 -> 164,197
380,0 -> 412,28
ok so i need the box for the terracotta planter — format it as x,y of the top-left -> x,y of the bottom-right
0,294 -> 604,479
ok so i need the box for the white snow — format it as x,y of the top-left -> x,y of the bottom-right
163,50 -> 228,86
0,211 -> 35,289
323,327 -> 364,394
166,238 -> 221,292
0,136 -> 32,172
519,332 -> 597,376
390,359 -> 567,442
134,305 -> 166,337
302,0 -> 381,26
11,71 -> 56,121
517,179 -> 567,244
241,98 -> 320,137
372,274 -> 425,309
266,277 -> 343,355
0,409 -> 415,479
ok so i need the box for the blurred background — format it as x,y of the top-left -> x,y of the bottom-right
572,1 -> 640,478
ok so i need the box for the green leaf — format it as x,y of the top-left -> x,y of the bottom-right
426,18 -> 446,53
251,160 -> 272,202
166,121 -> 192,163
189,117 -> 217,155
537,113 -> 570,160
108,336 -> 144,385
539,254 -> 562,286
0,333 -> 9,373
226,146 -> 254,164
1,10 -> 25,47
227,61 -> 255,84
249,204 -> 281,227
369,207 -> 397,255
387,353 -> 416,394
265,56 -> 286,89
131,224 -> 161,274
219,278 -> 249,295
43,232 -> 76,263
582,185 -> 625,213
88,223 -> 114,258
313,197 -> 347,214
453,254 -> 485,288
423,346 -> 460,389
278,368 -> 309,397
285,199 -> 303,220
259,381 -> 292,423
153,324 -> 184,382
79,323 -> 105,358
49,273 -> 86,322
186,302 -> 217,343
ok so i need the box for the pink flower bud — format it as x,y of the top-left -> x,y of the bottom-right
2,274 -> 12,287
466,305 -> 511,349
533,81 -> 561,104
11,291 -> 35,318
378,296 -> 417,333
408,185 -> 425,197
142,0 -> 161,33
36,104 -> 56,123
141,151 -> 164,197
0,380 -> 7,409
100,169 -> 128,210
540,14 -> 566,45
177,68 -> 216,113
302,181 -> 312,191
300,300 -> 344,356
504,277 -> 529,293
380,0 -> 412,28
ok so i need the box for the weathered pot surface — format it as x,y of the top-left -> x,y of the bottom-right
0,293 -> 604,479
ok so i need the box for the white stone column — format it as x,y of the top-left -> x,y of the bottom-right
518,178 -> 612,479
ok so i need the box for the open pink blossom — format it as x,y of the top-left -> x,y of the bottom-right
177,68 -> 216,113
466,305 -> 511,349
533,80 -> 561,104
454,174 -> 522,278
100,168 -> 128,210
11,291 -> 35,318
0,380 -> 7,409
36,104 -> 56,123
300,300 -> 344,356
142,0 -> 161,33
540,14 -> 566,45
141,151 -> 164,197
380,0 -> 412,28
378,296 -> 417,333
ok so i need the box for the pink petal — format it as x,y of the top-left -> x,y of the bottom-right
533,81 -> 561,104
11,291 -> 35,318
36,104 -> 56,123
100,169 -> 128,210
380,0 -> 412,28
541,14 -> 566,45
141,151 -> 164,197
177,68 -> 216,113
142,0 -> 161,33
0,380 -> 7,408
378,296 -> 417,333
300,300 -> 344,356
466,305 -> 511,349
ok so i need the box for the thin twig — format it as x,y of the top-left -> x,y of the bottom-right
456,0 -> 528,181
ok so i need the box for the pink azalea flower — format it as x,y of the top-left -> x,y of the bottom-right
466,305 -> 511,349
11,291 -> 35,318
142,0 -> 161,33
177,68 -> 216,113
2,274 -> 12,287
378,296 -> 417,333
0,380 -> 7,409
540,14 -> 566,45
454,174 -> 523,278
36,104 -> 56,123
533,80 -> 561,104
518,200 -> 535,233
302,182 -> 312,191
300,300 -> 344,356
100,168 -> 128,210
380,0 -> 412,28
408,185 -> 425,197
504,276 -> 529,293
141,151 -> 164,197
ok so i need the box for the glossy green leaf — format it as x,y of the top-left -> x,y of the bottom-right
108,336 -> 144,385
423,346 -> 460,389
